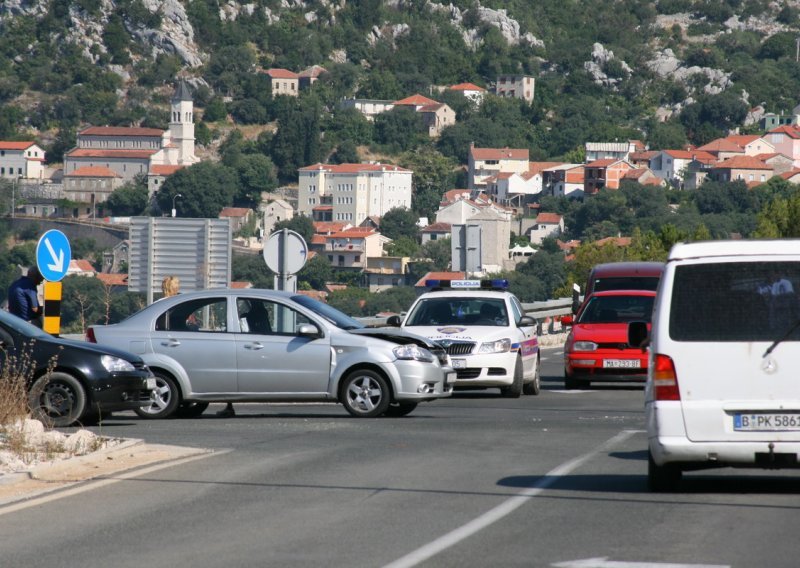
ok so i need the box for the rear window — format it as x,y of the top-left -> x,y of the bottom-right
670,262 -> 800,341
592,276 -> 661,292
578,295 -> 655,324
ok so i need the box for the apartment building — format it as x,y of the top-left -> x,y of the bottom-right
0,141 -> 46,180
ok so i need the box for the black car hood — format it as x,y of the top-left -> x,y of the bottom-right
40,335 -> 145,364
347,328 -> 441,349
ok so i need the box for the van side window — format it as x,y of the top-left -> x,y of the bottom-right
670,262 -> 800,341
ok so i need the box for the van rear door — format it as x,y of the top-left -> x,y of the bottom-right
666,260 -> 800,443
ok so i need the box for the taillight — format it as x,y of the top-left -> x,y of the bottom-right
653,353 -> 680,400
85,327 -> 97,343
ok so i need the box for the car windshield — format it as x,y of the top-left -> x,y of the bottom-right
291,295 -> 364,330
405,297 -> 508,326
0,310 -> 49,338
670,261 -> 800,342
578,295 -> 655,324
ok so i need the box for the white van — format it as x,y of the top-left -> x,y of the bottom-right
631,240 -> 800,491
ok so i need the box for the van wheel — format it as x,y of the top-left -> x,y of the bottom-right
523,357 -> 541,395
500,357 -> 523,398
648,450 -> 682,492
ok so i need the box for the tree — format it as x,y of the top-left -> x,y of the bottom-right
273,215 -> 315,243
364,286 -> 416,315
386,236 -> 420,258
297,255 -> 333,290
106,177 -> 148,216
380,207 -> 419,241
373,106 -> 426,151
327,287 -> 369,317
158,162 -> 239,218
235,154 -> 278,205
232,254 -> 273,289
399,147 -> 458,221
420,238 -> 451,271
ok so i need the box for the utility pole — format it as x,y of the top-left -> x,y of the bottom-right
796,36 -> 800,62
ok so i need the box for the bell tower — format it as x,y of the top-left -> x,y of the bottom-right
169,81 -> 198,164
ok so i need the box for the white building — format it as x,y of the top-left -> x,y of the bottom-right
493,75 -> 535,103
261,198 -> 294,235
0,141 -> 46,180
297,162 -> 413,224
527,212 -> 564,245
468,144 -> 530,190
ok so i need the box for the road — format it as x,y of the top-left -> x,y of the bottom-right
1,347 -> 799,568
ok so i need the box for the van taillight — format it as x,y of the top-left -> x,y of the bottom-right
85,327 -> 97,343
653,354 -> 680,401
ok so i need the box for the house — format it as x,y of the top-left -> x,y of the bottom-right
762,125 -> 800,167
649,150 -> 716,187
64,82 -> 198,190
95,272 -> 128,291
585,140 -> 643,162
420,222 -> 451,243
696,138 -> 746,161
547,164 -> 585,198
493,75 -> 535,103
148,165 -> 185,198
340,98 -> 395,121
724,134 -> 775,156
583,159 -> 635,194
364,256 -> 410,291
0,141 -> 46,180
261,198 -> 294,236
527,212 -> 564,245
485,161 -> 564,207
435,195 -> 513,225
297,162 -> 412,223
780,168 -> 800,183
63,166 -> 124,217
629,150 -> 658,168
67,259 -> 97,277
709,155 -> 773,184
755,153 -> 794,176
682,154 -> 718,190
298,65 -> 327,89
417,103 -> 455,136
263,68 -> 299,96
468,144 -> 530,190
219,207 -> 253,233
448,82 -> 486,104
323,227 -> 391,269
623,167 -> 664,187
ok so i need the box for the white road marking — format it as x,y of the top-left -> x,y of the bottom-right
0,450 -> 225,516
553,558 -> 728,568
383,430 -> 638,568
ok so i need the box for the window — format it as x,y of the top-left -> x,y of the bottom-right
155,298 -> 227,332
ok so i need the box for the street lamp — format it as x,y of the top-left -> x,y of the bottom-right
171,193 -> 182,218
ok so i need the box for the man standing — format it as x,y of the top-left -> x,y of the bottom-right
8,266 -> 44,325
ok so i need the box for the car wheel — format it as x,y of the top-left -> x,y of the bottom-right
501,357 -> 523,398
341,369 -> 391,418
175,401 -> 209,419
523,357 -> 541,395
564,369 -> 583,390
384,402 -> 418,417
648,450 -> 682,492
29,372 -> 87,428
135,371 -> 180,419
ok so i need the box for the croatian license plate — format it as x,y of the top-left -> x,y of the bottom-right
603,359 -> 640,369
445,372 -> 457,385
452,359 -> 466,369
734,413 -> 800,431
146,378 -> 157,389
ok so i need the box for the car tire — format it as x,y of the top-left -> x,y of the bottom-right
341,369 -> 391,418
564,370 -> 583,390
29,372 -> 87,428
384,402 -> 418,417
175,401 -> 209,419
135,370 -> 180,419
523,357 -> 541,395
501,357 -> 524,398
648,449 -> 682,492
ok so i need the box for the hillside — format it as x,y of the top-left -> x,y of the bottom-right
2,0 -> 800,167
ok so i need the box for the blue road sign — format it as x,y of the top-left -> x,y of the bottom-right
36,229 -> 72,282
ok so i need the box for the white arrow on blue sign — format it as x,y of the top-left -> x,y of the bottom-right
36,229 -> 72,282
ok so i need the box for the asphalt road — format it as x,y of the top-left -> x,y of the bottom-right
2,347 -> 800,568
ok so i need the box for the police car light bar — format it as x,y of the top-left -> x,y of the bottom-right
425,279 -> 509,290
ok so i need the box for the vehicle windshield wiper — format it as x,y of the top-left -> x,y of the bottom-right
763,318 -> 800,357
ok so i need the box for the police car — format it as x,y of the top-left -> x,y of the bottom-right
389,279 -> 540,397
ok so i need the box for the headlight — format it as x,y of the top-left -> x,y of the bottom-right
101,355 -> 135,372
477,338 -> 511,354
572,341 -> 598,352
393,345 -> 435,363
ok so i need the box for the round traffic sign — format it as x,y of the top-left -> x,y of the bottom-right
36,229 -> 72,282
263,229 -> 308,275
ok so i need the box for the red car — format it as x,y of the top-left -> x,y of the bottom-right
562,289 -> 656,389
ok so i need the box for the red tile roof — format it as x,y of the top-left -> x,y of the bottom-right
150,165 -> 184,176
95,273 -> 128,286
421,222 -> 452,233
470,147 -> 529,161
449,82 -> 486,92
663,149 -> 716,161
712,156 -> 772,170
313,221 -> 350,234
595,236 -> 632,247
67,149 -> 157,159
298,163 -> 411,173
768,125 -> 800,139
440,189 -> 472,204
264,68 -> 298,79
80,126 -> 164,137
69,259 -> 96,273
781,169 -> 800,181
64,166 -> 121,178
535,213 -> 562,224
0,141 -> 37,150
724,134 -> 761,146
230,281 -> 253,289
219,207 -> 252,217
698,139 -> 745,153
415,271 -> 466,287
585,158 -> 617,168
393,94 -> 439,106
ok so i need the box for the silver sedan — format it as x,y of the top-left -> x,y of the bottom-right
86,289 -> 454,418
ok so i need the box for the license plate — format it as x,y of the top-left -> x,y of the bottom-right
146,378 -> 157,389
452,359 -> 466,369
445,372 -> 457,385
734,413 -> 800,431
603,359 -> 640,369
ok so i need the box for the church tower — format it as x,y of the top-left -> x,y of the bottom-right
169,81 -> 198,164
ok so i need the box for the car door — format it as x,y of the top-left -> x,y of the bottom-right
235,297 -> 331,395
151,296 -> 238,394
510,296 -> 538,376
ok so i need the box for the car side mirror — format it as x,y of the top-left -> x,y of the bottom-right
297,324 -> 322,338
518,316 -> 536,327
561,315 -> 574,326
386,315 -> 402,327
628,321 -> 649,349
